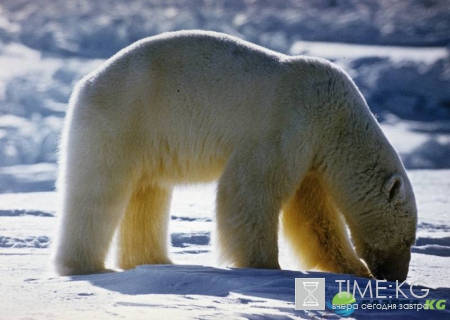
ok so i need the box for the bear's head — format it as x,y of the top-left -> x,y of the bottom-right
324,156 -> 417,281
350,173 -> 417,282
304,59 -> 418,281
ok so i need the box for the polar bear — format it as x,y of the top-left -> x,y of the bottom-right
53,30 -> 417,281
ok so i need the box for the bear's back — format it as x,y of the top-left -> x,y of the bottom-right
76,31 -> 294,145
69,31 -> 302,184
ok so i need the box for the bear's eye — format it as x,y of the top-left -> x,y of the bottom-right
401,238 -> 415,247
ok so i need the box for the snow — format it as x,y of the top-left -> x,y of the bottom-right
0,162 -> 57,193
0,1 -> 449,318
0,2 -> 449,171
290,41 -> 449,64
0,171 -> 449,319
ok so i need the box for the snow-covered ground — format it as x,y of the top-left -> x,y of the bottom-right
0,1 -> 449,172
0,170 -> 449,319
0,1 -> 449,319
0,39 -> 448,177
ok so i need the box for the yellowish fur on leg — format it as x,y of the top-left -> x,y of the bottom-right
118,184 -> 173,270
282,173 -> 371,278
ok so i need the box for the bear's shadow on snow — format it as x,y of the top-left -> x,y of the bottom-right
77,265 -> 306,298
72,264 -> 429,297
70,265 -> 450,319
76,265 -> 335,318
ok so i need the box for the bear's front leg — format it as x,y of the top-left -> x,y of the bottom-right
282,172 -> 372,278
215,145 -> 291,269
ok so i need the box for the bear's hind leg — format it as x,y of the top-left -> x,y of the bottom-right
54,159 -> 134,276
282,173 -> 371,278
118,184 -> 173,270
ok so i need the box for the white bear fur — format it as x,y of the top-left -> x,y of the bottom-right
53,30 -> 417,280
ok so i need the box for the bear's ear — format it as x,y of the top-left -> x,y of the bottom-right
382,174 -> 405,203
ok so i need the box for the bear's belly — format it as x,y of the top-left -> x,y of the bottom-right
139,137 -> 232,186
150,155 -> 227,185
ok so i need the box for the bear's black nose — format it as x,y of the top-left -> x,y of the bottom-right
372,263 -> 407,282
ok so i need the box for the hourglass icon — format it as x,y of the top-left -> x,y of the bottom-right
302,281 -> 319,307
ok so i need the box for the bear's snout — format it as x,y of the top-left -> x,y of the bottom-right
371,249 -> 411,282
